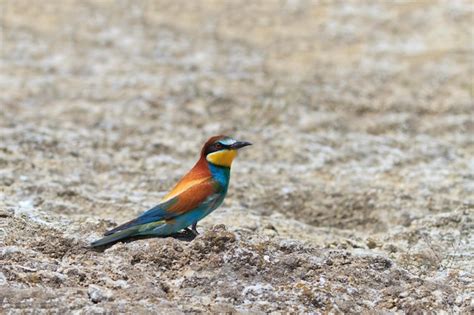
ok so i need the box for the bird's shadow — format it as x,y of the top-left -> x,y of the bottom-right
89,229 -> 198,252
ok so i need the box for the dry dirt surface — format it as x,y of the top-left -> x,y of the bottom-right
1,1 -> 473,313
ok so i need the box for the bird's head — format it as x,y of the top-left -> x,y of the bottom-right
202,135 -> 252,167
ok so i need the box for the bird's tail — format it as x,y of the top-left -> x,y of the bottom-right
90,227 -> 139,247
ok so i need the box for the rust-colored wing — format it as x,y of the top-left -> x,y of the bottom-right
104,178 -> 220,236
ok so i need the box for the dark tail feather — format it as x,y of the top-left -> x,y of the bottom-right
91,227 -> 138,247
104,218 -> 138,236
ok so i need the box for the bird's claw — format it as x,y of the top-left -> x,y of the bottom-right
191,223 -> 199,236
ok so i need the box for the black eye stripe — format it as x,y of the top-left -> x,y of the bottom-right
213,143 -> 229,150
205,142 -> 230,155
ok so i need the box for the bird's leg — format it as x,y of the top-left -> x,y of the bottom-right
182,226 -> 198,237
172,224 -> 198,240
191,222 -> 199,236
171,228 -> 196,241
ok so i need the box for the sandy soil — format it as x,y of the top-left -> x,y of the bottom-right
1,0 -> 473,313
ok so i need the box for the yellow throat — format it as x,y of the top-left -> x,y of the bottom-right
206,149 -> 237,167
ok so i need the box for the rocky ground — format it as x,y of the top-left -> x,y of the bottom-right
0,0 -> 473,313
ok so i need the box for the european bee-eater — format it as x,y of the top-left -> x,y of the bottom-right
91,135 -> 251,247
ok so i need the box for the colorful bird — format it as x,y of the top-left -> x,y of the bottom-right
91,135 -> 251,247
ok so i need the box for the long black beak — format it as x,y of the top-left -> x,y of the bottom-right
231,141 -> 252,149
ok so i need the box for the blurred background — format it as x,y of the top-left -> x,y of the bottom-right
0,0 -> 473,312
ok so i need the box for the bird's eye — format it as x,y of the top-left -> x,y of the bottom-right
215,143 -> 223,149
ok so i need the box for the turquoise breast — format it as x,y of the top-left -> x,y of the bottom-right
208,163 -> 231,193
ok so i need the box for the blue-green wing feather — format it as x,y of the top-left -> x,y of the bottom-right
103,179 -> 221,236
103,198 -> 179,236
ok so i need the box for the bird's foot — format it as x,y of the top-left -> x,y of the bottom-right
191,222 -> 199,236
170,228 -> 197,241
184,227 -> 199,236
